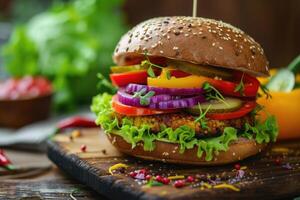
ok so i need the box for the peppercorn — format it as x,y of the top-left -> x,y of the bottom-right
162,177 -> 170,185
174,180 -> 185,188
234,163 -> 241,170
145,175 -> 152,180
275,158 -> 282,165
80,144 -> 87,152
155,175 -> 163,183
139,169 -> 147,175
129,171 -> 137,178
186,176 -> 195,183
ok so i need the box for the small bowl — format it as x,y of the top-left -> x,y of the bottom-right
0,94 -> 52,128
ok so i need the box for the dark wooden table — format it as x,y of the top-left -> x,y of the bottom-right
0,148 -> 104,200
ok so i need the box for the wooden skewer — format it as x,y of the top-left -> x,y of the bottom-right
193,0 -> 198,17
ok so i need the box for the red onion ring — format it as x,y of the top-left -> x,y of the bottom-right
125,84 -> 204,96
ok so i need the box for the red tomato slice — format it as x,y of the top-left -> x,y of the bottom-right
112,95 -> 179,116
206,101 -> 256,120
110,70 -> 149,87
209,72 -> 260,97
110,69 -> 190,87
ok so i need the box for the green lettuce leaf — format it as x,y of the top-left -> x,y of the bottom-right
243,115 -> 278,143
91,94 -> 278,161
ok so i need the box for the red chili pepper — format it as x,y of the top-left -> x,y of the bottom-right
57,116 -> 98,131
0,149 -> 15,170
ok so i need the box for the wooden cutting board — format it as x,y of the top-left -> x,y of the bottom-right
47,128 -> 300,200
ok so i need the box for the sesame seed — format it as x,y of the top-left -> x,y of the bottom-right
173,46 -> 179,50
218,46 -> 223,50
159,50 -> 164,54
184,33 -> 189,37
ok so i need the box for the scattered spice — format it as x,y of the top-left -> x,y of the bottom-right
168,175 -> 185,180
146,175 -> 152,180
271,147 -> 289,153
71,130 -> 81,138
186,176 -> 195,183
213,183 -> 240,192
162,177 -> 170,185
236,170 -> 245,179
200,182 -> 212,190
0,149 -> 15,170
234,163 -> 241,170
129,171 -> 137,178
101,149 -> 107,155
274,158 -> 282,165
108,163 -> 128,175
174,180 -> 185,188
155,175 -> 164,183
80,144 -> 87,152
129,169 -> 149,180
282,163 -> 292,170
203,182 -> 212,189
144,178 -> 164,187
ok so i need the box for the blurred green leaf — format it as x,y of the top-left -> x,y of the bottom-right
2,0 -> 127,111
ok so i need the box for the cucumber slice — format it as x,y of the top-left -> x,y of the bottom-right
167,60 -> 233,79
111,65 -> 147,73
266,69 -> 295,92
186,97 -> 243,115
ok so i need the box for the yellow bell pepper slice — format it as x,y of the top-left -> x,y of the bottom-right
148,68 -> 211,88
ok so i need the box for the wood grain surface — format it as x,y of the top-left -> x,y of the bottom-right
0,149 -> 102,200
47,128 -> 300,200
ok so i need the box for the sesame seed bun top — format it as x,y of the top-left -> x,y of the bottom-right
113,16 -> 269,77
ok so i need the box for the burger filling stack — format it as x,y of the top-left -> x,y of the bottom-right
92,17 -> 278,165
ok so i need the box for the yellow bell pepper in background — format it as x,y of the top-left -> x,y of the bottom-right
258,69 -> 300,140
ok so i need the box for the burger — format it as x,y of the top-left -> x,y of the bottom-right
91,16 -> 278,165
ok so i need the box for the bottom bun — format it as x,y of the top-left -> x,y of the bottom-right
107,134 -> 267,166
